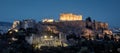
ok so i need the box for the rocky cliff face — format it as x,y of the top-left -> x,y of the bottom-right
36,20 -> 109,36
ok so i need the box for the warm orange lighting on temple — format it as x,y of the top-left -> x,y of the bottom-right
60,13 -> 82,21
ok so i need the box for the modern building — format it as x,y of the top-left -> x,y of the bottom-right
59,13 -> 82,21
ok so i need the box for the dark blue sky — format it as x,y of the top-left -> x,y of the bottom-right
0,0 -> 120,27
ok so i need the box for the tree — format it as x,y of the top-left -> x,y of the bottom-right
5,28 -> 34,53
67,33 -> 78,40
26,28 -> 38,34
85,17 -> 93,29
86,17 -> 92,22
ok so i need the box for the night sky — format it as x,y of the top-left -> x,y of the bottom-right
0,0 -> 120,27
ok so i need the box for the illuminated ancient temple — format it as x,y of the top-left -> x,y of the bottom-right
59,13 -> 82,21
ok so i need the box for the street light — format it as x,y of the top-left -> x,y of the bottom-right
50,36 -> 53,38
15,29 -> 18,32
9,31 -> 12,34
12,37 -> 18,41
44,35 -> 47,38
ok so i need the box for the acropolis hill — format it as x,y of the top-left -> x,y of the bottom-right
10,13 -> 112,37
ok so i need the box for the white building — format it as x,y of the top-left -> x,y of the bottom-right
12,20 -> 20,29
42,19 -> 54,22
